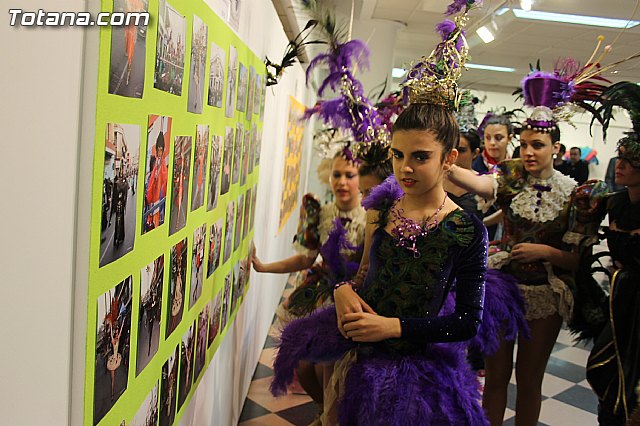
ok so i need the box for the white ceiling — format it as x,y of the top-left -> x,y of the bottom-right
280,0 -> 640,92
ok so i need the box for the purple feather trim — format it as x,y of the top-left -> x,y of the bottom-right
445,0 -> 472,16
270,306 -> 355,396
436,19 -> 457,41
361,175 -> 402,210
338,344 -> 488,425
468,268 -> 531,356
319,218 -> 358,281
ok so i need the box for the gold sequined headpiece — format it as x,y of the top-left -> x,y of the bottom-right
401,1 -> 478,111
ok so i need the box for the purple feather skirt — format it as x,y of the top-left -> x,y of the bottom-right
271,307 -> 488,425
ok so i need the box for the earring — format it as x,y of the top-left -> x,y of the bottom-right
553,153 -> 558,159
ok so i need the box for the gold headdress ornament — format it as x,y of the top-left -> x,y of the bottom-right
401,0 -> 480,110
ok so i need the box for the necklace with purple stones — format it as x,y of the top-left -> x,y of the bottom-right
391,193 -> 448,258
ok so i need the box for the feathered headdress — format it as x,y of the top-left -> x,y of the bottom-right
401,0 -> 481,110
299,0 -> 390,160
596,81 -> 640,167
517,35 -> 640,132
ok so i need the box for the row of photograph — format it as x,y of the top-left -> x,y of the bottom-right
93,244 -> 252,425
99,115 -> 262,267
108,0 -> 265,122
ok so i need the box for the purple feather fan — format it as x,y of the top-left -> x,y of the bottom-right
468,268 -> 530,356
270,306 -> 355,396
362,174 -> 402,211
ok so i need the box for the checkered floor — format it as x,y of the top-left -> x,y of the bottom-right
239,282 -> 599,426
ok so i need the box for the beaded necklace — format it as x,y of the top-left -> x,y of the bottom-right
391,193 -> 448,258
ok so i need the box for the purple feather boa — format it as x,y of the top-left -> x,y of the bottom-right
468,268 -> 530,355
361,175 -> 402,210
270,306 -> 355,396
319,218 -> 360,281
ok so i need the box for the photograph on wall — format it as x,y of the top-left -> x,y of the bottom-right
190,223 -> 206,308
208,0 -> 229,21
206,134 -> 222,211
229,0 -> 240,31
240,127 -> 250,186
253,74 -> 261,115
191,125 -> 208,211
167,238 -> 187,337
194,306 -> 208,381
169,136 -> 192,236
242,187 -> 251,240
100,123 -> 140,267
248,123 -> 256,175
259,79 -> 266,121
224,45 -> 238,118
249,184 -> 257,230
93,277 -> 133,425
231,122 -> 243,184
207,219 -> 223,277
220,270 -> 233,331
207,293 -> 222,347
278,96 -> 305,231
154,0 -> 186,96
159,346 -> 178,426
246,65 -> 255,118
137,255 -> 164,376
230,261 -> 241,314
223,200 -> 235,263
177,321 -> 195,410
220,126 -> 233,195
234,193 -> 244,251
253,129 -> 262,167
187,15 -> 208,114
207,41 -> 225,108
108,0 -> 148,98
235,62 -> 247,113
131,382 -> 158,426
143,115 -> 171,234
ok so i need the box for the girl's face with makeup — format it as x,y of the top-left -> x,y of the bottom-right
391,130 -> 455,196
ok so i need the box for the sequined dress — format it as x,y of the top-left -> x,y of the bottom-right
271,192 -> 490,425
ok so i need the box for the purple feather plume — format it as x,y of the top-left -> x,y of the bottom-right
445,0 -> 482,16
362,174 -> 402,210
468,269 -> 531,356
319,218 -> 359,281
436,19 -> 457,41
270,306 -> 355,396
338,343 -> 488,425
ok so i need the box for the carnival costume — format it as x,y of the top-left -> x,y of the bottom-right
271,1 -> 499,424
587,82 -> 640,425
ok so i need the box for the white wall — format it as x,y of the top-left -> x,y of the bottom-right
0,1 -> 86,425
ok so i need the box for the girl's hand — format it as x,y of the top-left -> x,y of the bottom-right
334,286 -> 376,339
510,243 -> 550,263
342,312 -> 401,342
250,244 -> 266,272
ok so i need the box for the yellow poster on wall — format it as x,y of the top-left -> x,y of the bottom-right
278,96 -> 305,232
85,0 -> 265,424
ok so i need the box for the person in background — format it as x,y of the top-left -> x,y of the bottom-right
568,146 -> 590,184
554,143 -> 571,175
605,155 -> 626,192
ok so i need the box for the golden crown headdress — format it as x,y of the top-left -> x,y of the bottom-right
401,1 -> 480,110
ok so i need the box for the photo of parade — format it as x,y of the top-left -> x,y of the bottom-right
187,15 -> 207,114
136,255 -> 163,375
100,123 -> 140,267
93,277 -> 132,425
159,346 -> 178,426
169,136 -> 191,235
108,0 -> 148,98
177,322 -> 195,410
220,127 -> 233,195
223,201 -> 234,263
207,219 -> 222,278
207,134 -> 222,211
166,238 -> 187,337
142,115 -> 171,234
207,41 -> 225,108
191,125 -> 208,211
207,293 -> 221,347
130,383 -> 158,426
154,0 -> 185,95
189,224 -> 206,308
194,306 -> 208,381
224,45 -> 237,117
